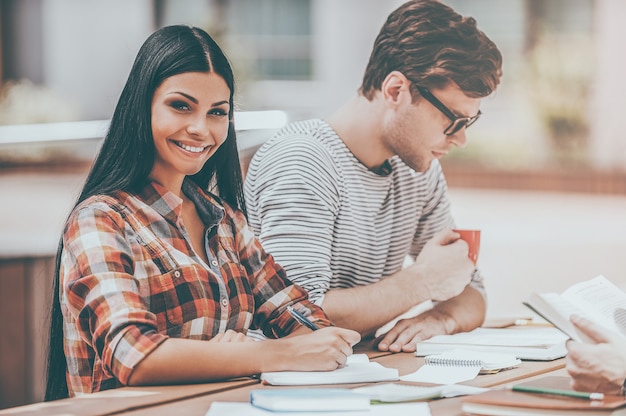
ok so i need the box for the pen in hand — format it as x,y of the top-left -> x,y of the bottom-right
287,305 -> 320,331
512,385 -> 605,401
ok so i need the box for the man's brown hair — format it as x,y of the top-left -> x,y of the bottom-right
359,0 -> 503,101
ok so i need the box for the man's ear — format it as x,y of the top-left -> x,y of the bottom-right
381,71 -> 411,107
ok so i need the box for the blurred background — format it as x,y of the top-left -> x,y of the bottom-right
0,0 -> 625,409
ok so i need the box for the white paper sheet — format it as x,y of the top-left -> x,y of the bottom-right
400,363 -> 481,384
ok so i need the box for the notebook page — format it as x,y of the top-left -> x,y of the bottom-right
260,354 -> 399,385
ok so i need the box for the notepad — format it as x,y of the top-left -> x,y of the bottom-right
259,354 -> 399,386
402,349 -> 521,384
427,349 -> 521,373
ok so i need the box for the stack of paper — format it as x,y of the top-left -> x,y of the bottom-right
414,327 -> 568,361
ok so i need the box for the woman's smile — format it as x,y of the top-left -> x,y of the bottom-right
171,139 -> 211,155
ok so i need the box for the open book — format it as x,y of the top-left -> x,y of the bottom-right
524,275 -> 626,343
260,354 -> 399,386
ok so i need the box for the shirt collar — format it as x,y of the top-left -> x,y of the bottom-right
137,179 -> 224,228
182,179 -> 224,228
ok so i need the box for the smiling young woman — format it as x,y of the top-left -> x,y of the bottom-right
44,25 -> 359,401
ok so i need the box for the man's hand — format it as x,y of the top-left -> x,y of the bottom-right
407,229 -> 474,301
376,309 -> 453,353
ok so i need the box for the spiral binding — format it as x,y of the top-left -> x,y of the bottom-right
424,357 -> 482,367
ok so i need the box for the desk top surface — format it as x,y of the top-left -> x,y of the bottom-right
1,347 -> 566,416
122,355 -> 567,416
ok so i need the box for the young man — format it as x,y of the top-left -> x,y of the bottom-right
244,0 -> 503,352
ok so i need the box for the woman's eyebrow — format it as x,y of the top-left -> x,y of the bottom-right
170,91 -> 198,103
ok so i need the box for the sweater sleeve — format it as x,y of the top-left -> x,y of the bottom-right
244,135 -> 341,304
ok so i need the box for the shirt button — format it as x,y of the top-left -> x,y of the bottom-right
174,270 -> 181,278
211,260 -> 218,267
221,298 -> 228,307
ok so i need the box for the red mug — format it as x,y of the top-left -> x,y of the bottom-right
453,229 -> 481,265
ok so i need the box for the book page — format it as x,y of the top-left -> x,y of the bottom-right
561,275 -> 626,336
530,292 -> 587,341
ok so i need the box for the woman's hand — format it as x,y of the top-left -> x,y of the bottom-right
274,327 -> 361,372
566,315 -> 626,394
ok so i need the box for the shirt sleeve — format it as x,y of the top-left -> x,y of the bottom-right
226,202 -> 333,338
244,136 -> 341,304
61,202 -> 167,386
407,162 -> 486,300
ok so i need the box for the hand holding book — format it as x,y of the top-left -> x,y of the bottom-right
566,314 -> 626,395
523,275 -> 626,343
523,275 -> 626,396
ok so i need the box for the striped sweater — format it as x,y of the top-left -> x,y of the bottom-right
244,119 -> 484,305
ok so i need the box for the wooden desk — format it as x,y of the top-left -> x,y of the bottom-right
0,347 -> 566,416
119,355 -> 567,416
118,360 -> 565,416
0,379 -> 258,416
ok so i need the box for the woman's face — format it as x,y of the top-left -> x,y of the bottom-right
150,71 -> 230,191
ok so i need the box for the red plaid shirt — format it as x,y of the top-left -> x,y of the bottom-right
60,179 -> 331,396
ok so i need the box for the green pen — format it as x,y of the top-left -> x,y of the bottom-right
512,385 -> 605,401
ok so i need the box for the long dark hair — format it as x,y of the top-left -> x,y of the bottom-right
45,25 -> 245,401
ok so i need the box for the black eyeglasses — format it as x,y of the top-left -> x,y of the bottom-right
415,85 -> 481,136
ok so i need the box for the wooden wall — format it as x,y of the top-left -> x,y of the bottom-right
0,257 -> 54,409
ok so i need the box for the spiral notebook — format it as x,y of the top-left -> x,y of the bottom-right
401,349 -> 521,384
